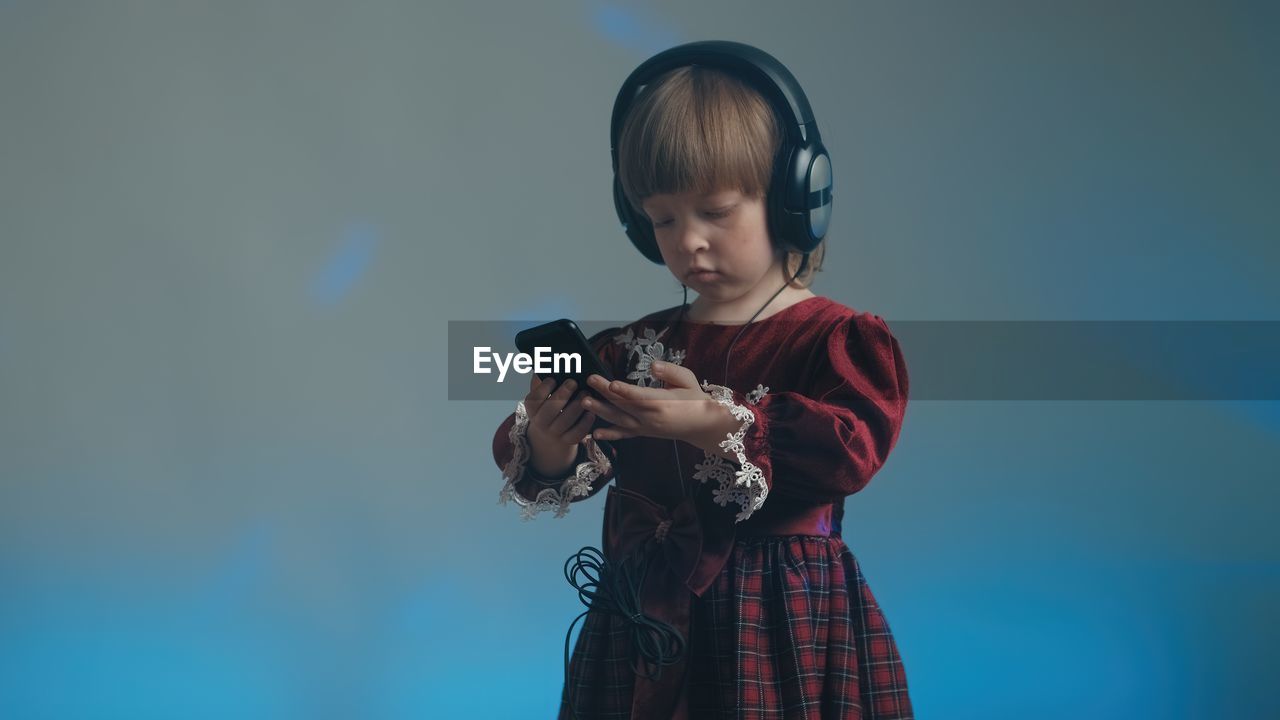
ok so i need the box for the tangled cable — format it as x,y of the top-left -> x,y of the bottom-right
560,544 -> 686,719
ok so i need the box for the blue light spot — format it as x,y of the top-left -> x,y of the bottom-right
312,222 -> 378,305
591,4 -> 681,56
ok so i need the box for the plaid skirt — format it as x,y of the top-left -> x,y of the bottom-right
559,534 -> 914,719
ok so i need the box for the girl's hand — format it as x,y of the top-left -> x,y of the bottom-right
524,374 -> 596,475
583,361 -> 743,456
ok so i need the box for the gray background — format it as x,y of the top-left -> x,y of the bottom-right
2,1 -> 1277,718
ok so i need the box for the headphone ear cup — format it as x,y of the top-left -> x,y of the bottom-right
613,175 -> 665,265
775,140 -> 831,253
768,143 -> 808,253
804,145 -> 833,246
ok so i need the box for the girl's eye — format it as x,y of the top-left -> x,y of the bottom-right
652,209 -> 732,228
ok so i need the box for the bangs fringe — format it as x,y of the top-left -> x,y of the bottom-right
618,66 -> 780,215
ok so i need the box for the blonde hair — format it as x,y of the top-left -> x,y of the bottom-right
616,65 -> 825,288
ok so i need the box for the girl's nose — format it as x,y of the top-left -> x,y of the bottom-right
674,222 -> 710,253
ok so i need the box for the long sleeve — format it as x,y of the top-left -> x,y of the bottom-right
698,313 -> 909,517
494,325 -> 624,520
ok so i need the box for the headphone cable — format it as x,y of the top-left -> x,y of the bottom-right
560,253 -> 808,718
561,543 -> 685,719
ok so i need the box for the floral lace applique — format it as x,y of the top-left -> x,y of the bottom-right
611,325 -> 770,521
692,382 -> 769,522
614,326 -> 686,388
497,399 -> 613,520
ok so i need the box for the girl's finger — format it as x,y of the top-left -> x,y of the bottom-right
581,394 -> 635,429
611,381 -> 670,404
538,377 -> 577,413
587,375 -> 633,404
649,360 -> 699,390
525,375 -> 555,412
593,426 -> 635,442
564,411 -> 595,444
604,379 -> 635,403
591,374 -> 671,406
548,393 -> 586,435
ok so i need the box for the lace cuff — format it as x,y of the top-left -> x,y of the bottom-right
497,399 -> 613,520
693,382 -> 770,523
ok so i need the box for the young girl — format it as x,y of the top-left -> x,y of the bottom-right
492,44 -> 913,719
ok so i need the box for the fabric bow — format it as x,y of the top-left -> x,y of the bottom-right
605,486 -> 713,593
602,485 -> 718,720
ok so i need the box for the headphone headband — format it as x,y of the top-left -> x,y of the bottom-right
610,41 -> 822,173
609,40 -> 833,265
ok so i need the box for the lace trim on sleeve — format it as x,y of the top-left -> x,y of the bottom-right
693,382 -> 770,523
497,399 -> 613,520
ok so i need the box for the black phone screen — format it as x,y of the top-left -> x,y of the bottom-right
514,319 -> 616,387
514,319 -> 616,433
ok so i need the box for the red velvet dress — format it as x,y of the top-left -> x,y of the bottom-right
492,295 -> 914,719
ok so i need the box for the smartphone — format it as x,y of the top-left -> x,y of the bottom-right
515,319 -> 616,431
515,319 -> 615,386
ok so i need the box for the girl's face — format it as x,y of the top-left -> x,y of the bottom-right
642,188 -> 784,307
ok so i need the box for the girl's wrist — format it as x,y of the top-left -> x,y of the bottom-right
528,442 -> 584,482
694,397 -> 744,461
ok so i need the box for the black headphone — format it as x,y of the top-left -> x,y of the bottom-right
610,40 -> 833,266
